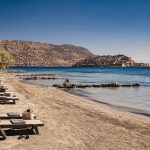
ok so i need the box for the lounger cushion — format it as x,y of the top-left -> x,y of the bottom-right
7,112 -> 20,117
10,119 -> 25,124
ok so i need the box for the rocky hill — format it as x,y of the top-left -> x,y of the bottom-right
0,40 -> 149,67
0,40 -> 94,66
74,55 -> 149,67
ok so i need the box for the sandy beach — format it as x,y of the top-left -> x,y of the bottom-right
0,73 -> 150,150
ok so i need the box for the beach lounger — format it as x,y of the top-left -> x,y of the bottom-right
0,113 -> 22,119
0,96 -> 18,99
0,92 -> 16,97
0,92 -> 8,96
0,112 -> 36,120
0,96 -> 19,104
0,86 -> 8,92
0,119 -> 44,139
0,88 -> 7,92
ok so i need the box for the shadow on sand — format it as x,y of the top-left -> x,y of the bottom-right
0,128 -> 35,140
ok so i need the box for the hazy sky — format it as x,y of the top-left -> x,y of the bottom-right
0,0 -> 150,63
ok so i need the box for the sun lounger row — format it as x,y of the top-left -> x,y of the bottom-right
0,83 -> 44,140
0,84 -> 19,104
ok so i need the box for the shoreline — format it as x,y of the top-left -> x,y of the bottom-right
21,78 -> 150,118
1,73 -> 150,149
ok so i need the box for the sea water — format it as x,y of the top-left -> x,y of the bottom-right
9,66 -> 150,116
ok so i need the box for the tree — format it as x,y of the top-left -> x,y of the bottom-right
0,49 -> 15,69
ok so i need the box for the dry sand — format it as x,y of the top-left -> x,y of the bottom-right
0,74 -> 150,150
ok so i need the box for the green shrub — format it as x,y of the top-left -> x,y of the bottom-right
0,49 -> 15,69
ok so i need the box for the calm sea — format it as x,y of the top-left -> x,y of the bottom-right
9,66 -> 150,116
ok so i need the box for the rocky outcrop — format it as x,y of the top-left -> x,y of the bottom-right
74,55 -> 149,67
0,40 -> 94,66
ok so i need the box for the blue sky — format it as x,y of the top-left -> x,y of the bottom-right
0,0 -> 150,63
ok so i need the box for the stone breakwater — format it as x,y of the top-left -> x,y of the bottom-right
53,83 -> 140,88
15,73 -> 60,80
16,73 -> 56,77
22,76 -> 59,80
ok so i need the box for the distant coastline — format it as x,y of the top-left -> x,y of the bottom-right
0,40 -> 149,67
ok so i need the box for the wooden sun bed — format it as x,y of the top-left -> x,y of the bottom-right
0,119 -> 44,139
0,96 -> 19,104
0,92 -> 15,97
0,89 -> 7,92
0,96 -> 18,99
0,86 -> 8,92
0,112 -> 36,119
0,86 -> 6,88
0,113 -> 22,119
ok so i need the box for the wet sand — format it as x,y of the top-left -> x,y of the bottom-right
0,73 -> 150,150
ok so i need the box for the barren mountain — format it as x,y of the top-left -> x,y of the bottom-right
0,40 -> 94,66
74,55 -> 149,67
